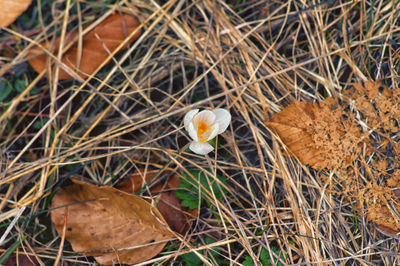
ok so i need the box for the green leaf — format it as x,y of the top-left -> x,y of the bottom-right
175,190 -> 199,209
0,82 -> 13,102
242,256 -> 254,266
243,247 -> 285,266
208,137 -> 219,148
180,237 -> 225,265
260,247 -> 284,266
14,79 -> 26,93
175,169 -> 227,210
205,236 -> 219,257
256,225 -> 270,236
33,118 -> 49,130
181,252 -> 203,266
260,248 -> 269,266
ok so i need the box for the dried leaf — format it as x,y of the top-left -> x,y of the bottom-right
265,98 -> 363,170
151,175 -> 198,235
343,80 -> 400,134
0,0 -> 31,27
3,253 -> 38,266
355,172 -> 400,235
117,169 -> 198,235
116,168 -> 156,194
28,13 -> 141,80
361,170 -> 400,236
267,80 -> 400,235
50,178 -> 173,265
342,81 -> 400,234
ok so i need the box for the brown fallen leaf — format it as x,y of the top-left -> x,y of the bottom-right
265,97 -> 363,170
151,175 -> 199,235
50,178 -> 173,265
116,168 -> 157,194
117,169 -> 198,235
342,81 -> 400,235
343,80 -> 400,134
0,0 -> 31,27
3,253 -> 39,266
28,13 -> 141,80
268,80 -> 400,235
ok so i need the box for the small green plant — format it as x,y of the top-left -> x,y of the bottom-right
175,169 -> 227,210
0,75 -> 29,102
243,247 -> 285,266
181,237 -> 226,266
181,251 -> 203,266
0,81 -> 13,102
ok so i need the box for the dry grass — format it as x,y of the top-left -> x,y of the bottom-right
1,0 -> 400,265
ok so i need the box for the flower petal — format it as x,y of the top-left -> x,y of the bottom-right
213,108 -> 231,134
184,109 -> 199,131
189,141 -> 214,155
188,122 -> 198,142
192,110 -> 216,128
206,123 -> 219,141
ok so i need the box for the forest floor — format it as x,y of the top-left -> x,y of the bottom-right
1,0 -> 400,265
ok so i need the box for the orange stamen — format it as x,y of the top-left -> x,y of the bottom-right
198,121 -> 209,136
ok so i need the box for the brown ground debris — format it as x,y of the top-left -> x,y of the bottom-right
266,80 -> 400,235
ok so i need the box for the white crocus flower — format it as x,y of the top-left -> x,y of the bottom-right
184,108 -> 231,155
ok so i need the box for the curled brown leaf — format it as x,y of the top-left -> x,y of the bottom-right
117,169 -> 198,235
28,13 -> 141,80
50,178 -> 173,265
266,80 -> 400,235
266,97 -> 363,170
0,0 -> 31,27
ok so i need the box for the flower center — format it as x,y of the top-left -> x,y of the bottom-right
198,121 -> 209,136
